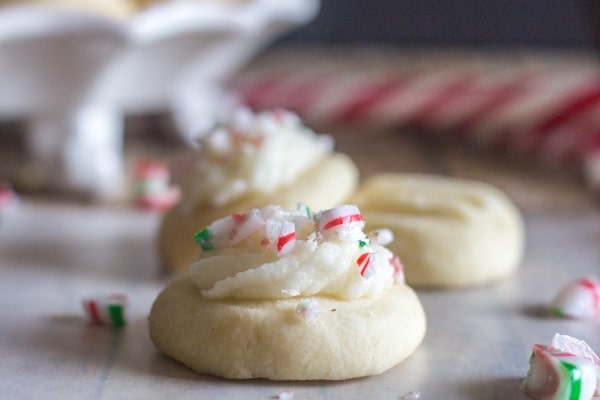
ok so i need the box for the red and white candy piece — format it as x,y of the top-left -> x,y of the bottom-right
278,390 -> 294,400
132,160 -> 179,211
82,294 -> 127,327
295,298 -> 320,324
549,277 -> 600,319
263,219 -> 296,256
357,252 -> 374,279
522,334 -> 600,400
201,211 -> 266,249
0,181 -> 17,212
317,205 -> 365,241
390,254 -> 405,283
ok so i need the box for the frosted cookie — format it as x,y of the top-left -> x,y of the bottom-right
158,108 -> 359,272
350,173 -> 524,288
522,334 -> 600,400
149,204 -> 426,380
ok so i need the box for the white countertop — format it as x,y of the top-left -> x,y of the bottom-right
1,197 -> 599,399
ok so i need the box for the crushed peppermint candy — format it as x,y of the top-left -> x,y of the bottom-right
194,204 -> 404,282
400,390 -> 421,400
295,298 -> 320,323
522,334 -> 600,400
82,294 -> 127,327
278,390 -> 294,400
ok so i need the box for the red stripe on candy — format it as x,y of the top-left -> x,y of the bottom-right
277,232 -> 295,252
406,75 -> 476,127
357,253 -> 371,276
535,83 -> 600,134
335,77 -> 408,123
579,278 -> 600,315
87,300 -> 103,325
323,214 -> 364,230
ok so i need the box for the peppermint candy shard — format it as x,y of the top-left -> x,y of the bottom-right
194,227 -> 214,251
357,252 -> 374,279
295,298 -> 319,324
522,335 -> 600,400
549,277 -> 600,320
318,205 -> 365,241
82,294 -> 127,327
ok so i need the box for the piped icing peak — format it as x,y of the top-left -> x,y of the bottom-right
189,204 -> 405,300
176,108 -> 334,212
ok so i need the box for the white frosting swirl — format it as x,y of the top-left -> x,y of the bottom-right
176,108 -> 333,212
189,205 -> 403,300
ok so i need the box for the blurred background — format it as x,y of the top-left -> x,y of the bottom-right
278,0 -> 598,49
1,0 -> 600,205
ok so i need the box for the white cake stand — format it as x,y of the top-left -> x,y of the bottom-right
0,0 -> 319,200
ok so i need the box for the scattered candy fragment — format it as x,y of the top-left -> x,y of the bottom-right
295,298 -> 320,324
522,334 -> 600,400
0,181 -> 17,212
549,277 -> 600,319
400,390 -> 421,400
390,254 -> 405,283
82,294 -> 127,327
132,160 -> 179,211
278,390 -> 294,400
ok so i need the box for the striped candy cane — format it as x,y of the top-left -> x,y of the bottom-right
235,53 -> 600,193
82,294 -> 127,327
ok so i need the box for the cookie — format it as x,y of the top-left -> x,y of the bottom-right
351,173 -> 524,287
158,109 -> 359,272
149,204 -> 426,380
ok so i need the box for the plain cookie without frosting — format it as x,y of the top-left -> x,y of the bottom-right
149,277 -> 426,380
351,173 -> 524,288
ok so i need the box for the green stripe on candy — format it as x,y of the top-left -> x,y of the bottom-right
560,360 -> 582,400
551,308 -> 566,317
194,227 -> 214,251
108,304 -> 125,327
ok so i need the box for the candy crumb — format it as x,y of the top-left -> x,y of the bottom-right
278,390 -> 294,400
400,390 -> 421,399
295,299 -> 319,324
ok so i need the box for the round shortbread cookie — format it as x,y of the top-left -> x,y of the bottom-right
350,173 -> 524,288
158,152 -> 359,272
149,277 -> 426,380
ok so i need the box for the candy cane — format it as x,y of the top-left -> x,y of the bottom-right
549,277 -> 600,319
82,294 -> 127,327
234,56 -> 600,194
317,205 -> 364,241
